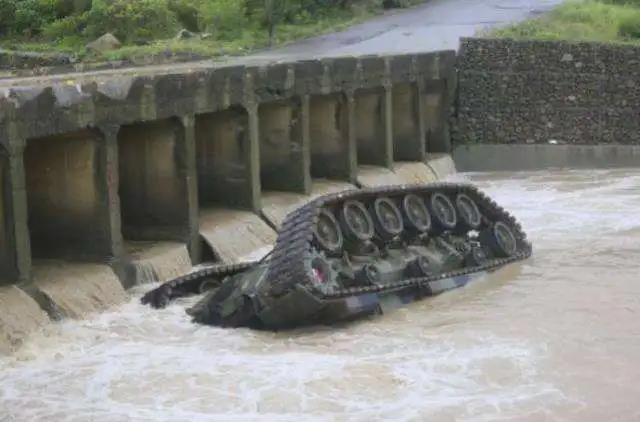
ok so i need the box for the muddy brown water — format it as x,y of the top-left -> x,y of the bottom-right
1,168 -> 639,421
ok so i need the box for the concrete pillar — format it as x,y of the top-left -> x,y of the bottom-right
354,88 -> 393,168
345,92 -> 358,184
383,85 -> 394,167
258,97 -> 310,194
393,83 -> 425,161
24,130 -> 117,261
117,119 -> 191,242
246,104 -> 263,213
95,126 -> 124,261
0,145 -> 30,284
309,93 -> 357,183
179,115 -> 200,261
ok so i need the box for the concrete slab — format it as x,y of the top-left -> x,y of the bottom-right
124,241 -> 192,286
357,165 -> 404,188
0,285 -> 49,355
393,161 -> 438,185
453,144 -> 640,172
262,180 -> 357,228
31,260 -> 127,319
426,154 -> 457,179
199,207 -> 277,263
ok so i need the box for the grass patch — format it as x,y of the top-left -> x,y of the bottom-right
491,0 -> 640,44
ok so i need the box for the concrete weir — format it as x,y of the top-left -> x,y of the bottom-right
0,49 -> 456,351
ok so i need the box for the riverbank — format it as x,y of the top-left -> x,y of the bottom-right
492,0 -> 640,45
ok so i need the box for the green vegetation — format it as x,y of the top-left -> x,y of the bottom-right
492,0 -> 640,44
0,0 -> 422,62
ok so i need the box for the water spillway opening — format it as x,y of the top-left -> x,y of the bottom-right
390,83 -> 439,185
117,119 -> 193,284
195,107 -> 252,209
24,130 -> 111,261
392,83 -> 422,161
355,88 -> 387,166
422,80 -> 447,153
123,241 -> 192,285
195,108 -> 276,262
309,93 -> 351,181
0,148 -> 17,283
353,88 -> 405,187
118,119 -> 189,242
259,100 -> 305,193
258,99 -> 311,228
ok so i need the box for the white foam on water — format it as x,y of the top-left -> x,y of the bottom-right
1,169 -> 640,420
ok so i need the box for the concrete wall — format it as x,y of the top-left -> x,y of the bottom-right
259,100 -> 307,193
118,119 -> 190,241
393,83 -> 422,161
456,37 -> 640,145
454,144 -> 640,172
0,49 -> 456,291
25,130 -> 113,260
195,108 -> 254,209
0,148 -> 17,282
309,94 -> 353,181
355,88 -> 391,167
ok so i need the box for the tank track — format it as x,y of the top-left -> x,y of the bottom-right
264,182 -> 531,299
141,261 -> 259,308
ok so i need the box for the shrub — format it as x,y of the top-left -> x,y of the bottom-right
42,13 -> 88,40
618,11 -> 640,38
198,0 -> 248,40
13,0 -> 59,36
85,0 -> 180,43
0,0 -> 17,36
168,0 -> 203,32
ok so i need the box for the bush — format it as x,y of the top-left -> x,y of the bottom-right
85,0 -> 180,43
13,0 -> 59,36
168,0 -> 203,32
198,0 -> 249,40
618,11 -> 640,38
0,0 -> 17,36
42,13 -> 88,40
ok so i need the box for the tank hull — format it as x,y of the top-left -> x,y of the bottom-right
256,271 -> 490,329
143,182 -> 532,330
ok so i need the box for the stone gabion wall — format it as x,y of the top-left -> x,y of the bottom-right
456,37 -> 640,145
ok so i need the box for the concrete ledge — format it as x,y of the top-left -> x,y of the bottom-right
426,153 -> 457,178
453,144 -> 640,172
357,165 -> 405,187
123,241 -> 193,287
31,261 -> 127,320
262,180 -> 356,228
0,285 -> 49,355
393,162 -> 438,184
199,208 -> 277,263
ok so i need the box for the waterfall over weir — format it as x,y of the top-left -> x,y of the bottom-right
124,241 -> 193,286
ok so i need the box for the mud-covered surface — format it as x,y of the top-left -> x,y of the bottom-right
1,168 -> 639,420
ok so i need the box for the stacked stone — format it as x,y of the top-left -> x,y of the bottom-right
456,37 -> 640,145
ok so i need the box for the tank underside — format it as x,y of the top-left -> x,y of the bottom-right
142,183 -> 532,329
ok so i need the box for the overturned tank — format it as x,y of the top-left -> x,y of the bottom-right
142,183 -> 531,329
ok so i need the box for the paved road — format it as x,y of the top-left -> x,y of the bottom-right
257,0 -> 562,58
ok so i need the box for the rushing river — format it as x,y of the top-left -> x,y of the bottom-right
1,169 -> 640,421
